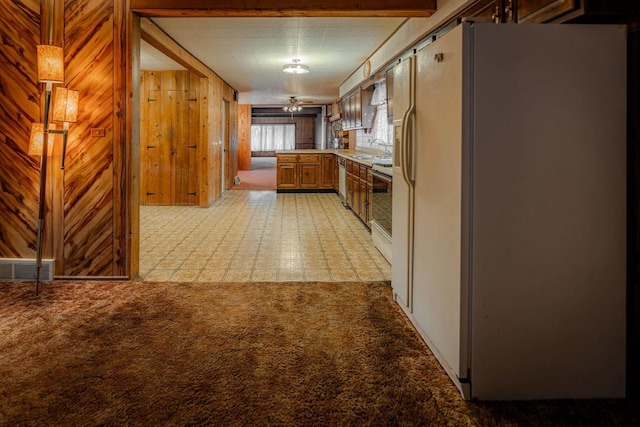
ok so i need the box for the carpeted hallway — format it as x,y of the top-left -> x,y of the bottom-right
1,280 -> 638,426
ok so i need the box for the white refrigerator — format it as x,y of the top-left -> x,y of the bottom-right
391,22 -> 627,400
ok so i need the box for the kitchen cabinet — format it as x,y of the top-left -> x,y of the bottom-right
348,161 -> 358,210
341,87 -> 375,130
345,159 -> 371,226
333,156 -> 340,192
366,169 -> 373,224
517,0 -> 574,22
481,0 -> 640,24
461,0 -> 502,22
321,154 -> 335,188
277,152 -> 338,191
276,154 -> 298,189
299,154 -> 320,188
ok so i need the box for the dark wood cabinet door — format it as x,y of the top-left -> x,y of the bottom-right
366,182 -> 373,224
277,163 -> 298,189
333,157 -> 339,192
517,0 -> 578,23
321,154 -> 334,188
359,179 -> 368,223
354,89 -> 362,128
461,0 -> 501,22
346,173 -> 354,207
299,163 -> 320,188
352,176 -> 360,216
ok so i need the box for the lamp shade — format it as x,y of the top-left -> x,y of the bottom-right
53,88 -> 79,123
37,45 -> 64,83
28,123 -> 56,156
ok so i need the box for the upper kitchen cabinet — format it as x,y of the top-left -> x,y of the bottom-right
510,0 -> 639,23
461,0 -> 503,22
464,0 -> 639,23
341,87 -> 375,130
517,0 -> 575,22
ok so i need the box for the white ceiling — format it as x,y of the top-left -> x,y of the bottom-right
140,17 -> 407,106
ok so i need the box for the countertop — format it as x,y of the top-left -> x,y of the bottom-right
275,149 -> 392,169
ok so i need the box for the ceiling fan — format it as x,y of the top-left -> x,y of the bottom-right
283,96 -> 313,113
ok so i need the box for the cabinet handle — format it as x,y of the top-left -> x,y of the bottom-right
505,0 -> 513,22
491,5 -> 500,23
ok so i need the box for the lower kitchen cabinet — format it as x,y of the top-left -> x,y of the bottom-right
277,161 -> 298,189
299,162 -> 320,188
345,159 -> 371,226
321,154 -> 335,188
276,152 -> 334,191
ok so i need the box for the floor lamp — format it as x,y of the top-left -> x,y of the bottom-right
29,45 -> 79,297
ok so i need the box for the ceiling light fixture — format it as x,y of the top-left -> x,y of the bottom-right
283,97 -> 304,116
282,59 -> 309,74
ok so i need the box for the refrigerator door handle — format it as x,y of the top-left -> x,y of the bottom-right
401,104 -> 415,188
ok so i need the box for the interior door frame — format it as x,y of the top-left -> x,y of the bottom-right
223,99 -> 230,190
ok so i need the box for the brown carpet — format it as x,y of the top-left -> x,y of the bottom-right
232,168 -> 276,190
0,281 -> 638,426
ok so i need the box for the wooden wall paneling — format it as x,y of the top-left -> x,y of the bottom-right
238,104 -> 252,170
140,18 -> 235,206
0,0 -> 41,259
139,71 -> 147,203
129,11 -> 141,278
63,0 -> 115,275
161,71 -> 178,204
142,72 -> 167,204
188,72 -> 200,205
198,76 -> 210,207
168,70 -> 190,205
140,70 -> 199,206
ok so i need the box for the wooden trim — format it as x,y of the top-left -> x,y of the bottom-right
128,11 -> 141,277
113,0 -> 125,276
130,0 -> 437,17
140,18 -> 211,78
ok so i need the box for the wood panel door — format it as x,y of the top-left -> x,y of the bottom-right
141,88 -> 199,205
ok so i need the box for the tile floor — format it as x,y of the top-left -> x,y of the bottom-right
139,190 -> 391,282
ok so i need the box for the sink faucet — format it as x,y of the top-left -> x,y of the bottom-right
368,139 -> 392,158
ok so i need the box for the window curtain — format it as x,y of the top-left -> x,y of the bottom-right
251,124 -> 296,151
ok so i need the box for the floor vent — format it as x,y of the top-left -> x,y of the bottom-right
0,258 -> 54,281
